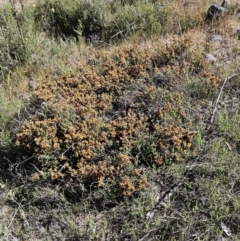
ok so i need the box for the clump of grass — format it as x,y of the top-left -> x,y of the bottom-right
0,2 -> 42,81
217,110 -> 240,143
0,85 -> 22,148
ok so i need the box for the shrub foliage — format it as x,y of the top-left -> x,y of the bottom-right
13,34 -> 214,195
33,0 -> 203,42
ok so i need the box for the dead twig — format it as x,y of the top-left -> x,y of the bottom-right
209,73 -> 239,124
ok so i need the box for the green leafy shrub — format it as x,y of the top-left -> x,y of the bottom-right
34,0 -> 109,41
34,0 -> 166,42
0,4 -> 40,81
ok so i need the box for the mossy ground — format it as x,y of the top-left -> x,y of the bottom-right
0,0 -> 240,240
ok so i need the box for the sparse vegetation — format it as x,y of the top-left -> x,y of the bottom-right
0,0 -> 240,240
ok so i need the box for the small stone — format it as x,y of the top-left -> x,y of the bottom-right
28,77 -> 38,90
207,35 -> 223,42
204,54 -> 217,62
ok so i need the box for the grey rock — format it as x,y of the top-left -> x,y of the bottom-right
28,77 -> 38,90
205,54 -> 217,62
205,0 -> 229,22
207,35 -> 223,42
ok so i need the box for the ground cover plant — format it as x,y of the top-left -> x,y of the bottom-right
0,0 -> 240,240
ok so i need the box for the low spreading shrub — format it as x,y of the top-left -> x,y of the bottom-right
14,38 -> 204,196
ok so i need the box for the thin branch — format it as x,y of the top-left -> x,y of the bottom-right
209,73 -> 239,124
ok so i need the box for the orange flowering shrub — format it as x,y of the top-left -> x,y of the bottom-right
202,71 -> 220,87
15,37 -> 202,196
151,33 -> 210,77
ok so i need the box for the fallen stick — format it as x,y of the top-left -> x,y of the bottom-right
209,73 -> 239,124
